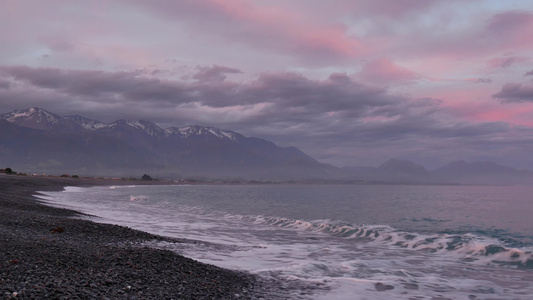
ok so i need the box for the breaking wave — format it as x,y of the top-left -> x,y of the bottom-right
261,217 -> 533,268
173,205 -> 533,269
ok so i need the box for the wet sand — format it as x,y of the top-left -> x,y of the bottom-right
0,175 -> 286,299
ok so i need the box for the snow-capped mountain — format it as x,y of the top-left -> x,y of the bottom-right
165,125 -> 240,141
4,107 -> 529,183
0,107 -> 326,178
1,107 -> 59,124
63,115 -> 107,130
1,107 -> 242,143
2,108 -> 243,143
0,107 -> 81,132
104,120 -> 166,137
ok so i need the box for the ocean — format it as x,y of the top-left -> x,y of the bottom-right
38,184 -> 533,299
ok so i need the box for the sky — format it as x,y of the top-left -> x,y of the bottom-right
1,0 -> 533,169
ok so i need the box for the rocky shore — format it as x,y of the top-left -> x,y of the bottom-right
0,175 -> 287,299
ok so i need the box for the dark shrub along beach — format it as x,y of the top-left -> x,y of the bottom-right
0,175 -> 285,299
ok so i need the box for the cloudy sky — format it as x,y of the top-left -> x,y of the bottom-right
1,0 -> 533,169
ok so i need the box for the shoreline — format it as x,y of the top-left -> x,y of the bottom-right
0,175 -> 286,299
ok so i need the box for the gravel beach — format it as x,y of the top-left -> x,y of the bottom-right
0,175 -> 288,299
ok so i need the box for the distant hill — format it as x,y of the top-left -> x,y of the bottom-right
340,159 -> 533,185
431,160 -> 533,185
341,159 -> 430,183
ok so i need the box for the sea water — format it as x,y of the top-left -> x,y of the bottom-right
38,184 -> 533,299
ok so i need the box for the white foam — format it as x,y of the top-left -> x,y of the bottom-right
62,186 -> 89,193
36,185 -> 533,300
108,185 -> 139,189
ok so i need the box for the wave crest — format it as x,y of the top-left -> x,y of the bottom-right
246,215 -> 533,268
171,205 -> 532,269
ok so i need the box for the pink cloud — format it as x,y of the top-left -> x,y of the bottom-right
349,0 -> 443,18
129,0 -> 363,64
371,9 -> 533,68
482,11 -> 533,52
486,10 -> 533,34
486,56 -> 529,70
450,101 -> 533,127
355,58 -> 421,85
436,80 -> 533,126
470,78 -> 492,83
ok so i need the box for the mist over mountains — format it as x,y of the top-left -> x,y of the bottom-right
1,107 -> 532,184
342,159 -> 533,185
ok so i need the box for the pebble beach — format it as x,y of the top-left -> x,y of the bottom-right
0,175 -> 286,299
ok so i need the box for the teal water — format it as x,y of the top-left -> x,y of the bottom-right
39,184 -> 533,299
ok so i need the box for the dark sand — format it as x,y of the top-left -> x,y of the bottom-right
0,175 -> 288,299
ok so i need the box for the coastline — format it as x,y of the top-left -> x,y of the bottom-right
0,175 -> 285,299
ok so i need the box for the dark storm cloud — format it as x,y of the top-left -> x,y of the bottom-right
0,65 -> 396,115
239,72 -> 394,113
2,65 -> 532,169
0,66 -> 187,100
0,65 -> 432,135
492,83 -> 533,103
0,79 -> 10,89
192,65 -> 242,82
0,66 -> 516,136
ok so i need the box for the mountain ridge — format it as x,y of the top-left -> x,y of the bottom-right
341,158 -> 533,185
2,107 -> 244,141
0,107 -> 327,179
1,107 -> 532,184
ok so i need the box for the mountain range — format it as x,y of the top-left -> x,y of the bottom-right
0,107 -> 332,179
341,159 -> 533,185
1,107 -> 532,184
